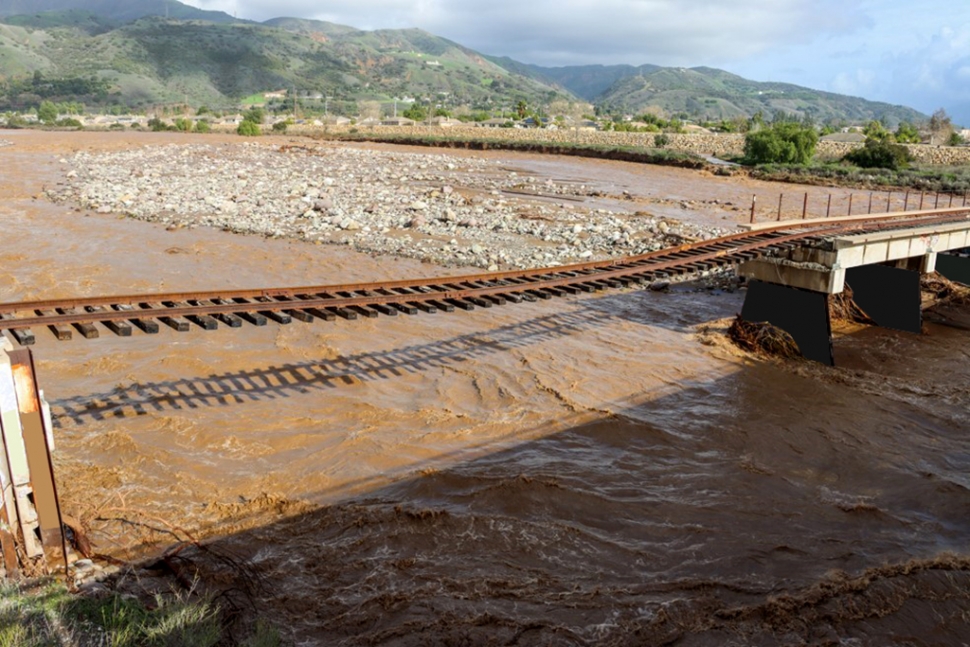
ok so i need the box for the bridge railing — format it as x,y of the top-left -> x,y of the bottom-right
749,190 -> 970,224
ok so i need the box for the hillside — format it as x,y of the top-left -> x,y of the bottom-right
0,0 -> 929,125
0,0 -> 241,25
496,61 -> 925,126
0,13 -> 566,112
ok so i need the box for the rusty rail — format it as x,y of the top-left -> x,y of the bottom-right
2,210 -> 968,345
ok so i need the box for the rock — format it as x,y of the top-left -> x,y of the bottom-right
471,244 -> 484,255
78,581 -> 110,596
314,198 -> 333,211
74,559 -> 95,571
410,201 -> 428,211
408,216 -> 425,228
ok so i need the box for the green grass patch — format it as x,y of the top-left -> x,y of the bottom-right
0,578 -> 282,647
239,93 -> 267,106
750,162 -> 970,195
312,131 -> 707,169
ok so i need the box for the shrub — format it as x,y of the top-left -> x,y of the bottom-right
148,117 -> 170,131
194,119 -> 211,133
743,122 -> 818,165
271,120 -> 288,134
842,139 -> 912,170
895,121 -> 921,144
173,117 -> 193,132
403,103 -> 427,122
37,100 -> 58,124
237,120 -> 261,136
243,107 -> 265,124
56,118 -> 83,129
654,133 -> 670,148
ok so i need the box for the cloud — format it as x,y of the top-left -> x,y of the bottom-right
831,69 -> 877,96
198,0 -> 863,66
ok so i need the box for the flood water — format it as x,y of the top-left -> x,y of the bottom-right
2,131 -> 969,645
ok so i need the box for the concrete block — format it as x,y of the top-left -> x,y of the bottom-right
845,265 -> 922,334
936,253 -> 970,285
740,280 -> 834,365
739,259 -> 845,294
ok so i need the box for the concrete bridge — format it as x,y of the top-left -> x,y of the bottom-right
738,210 -> 970,364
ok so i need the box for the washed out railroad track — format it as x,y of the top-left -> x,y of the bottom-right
2,210 -> 968,345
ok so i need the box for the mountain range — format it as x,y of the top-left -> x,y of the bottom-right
0,0 -> 926,125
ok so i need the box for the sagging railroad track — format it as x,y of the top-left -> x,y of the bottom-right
3,209 -> 969,346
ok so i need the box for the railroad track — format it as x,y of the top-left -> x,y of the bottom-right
2,211 -> 968,345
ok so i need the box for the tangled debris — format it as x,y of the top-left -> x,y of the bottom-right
828,284 -> 875,324
921,272 -> 970,304
726,315 -> 802,359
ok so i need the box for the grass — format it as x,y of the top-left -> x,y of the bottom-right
312,130 -> 708,169
749,160 -> 970,195
0,578 -> 282,647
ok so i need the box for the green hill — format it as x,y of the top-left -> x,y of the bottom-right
0,13 -> 566,112
0,0 -> 241,25
496,61 -> 925,126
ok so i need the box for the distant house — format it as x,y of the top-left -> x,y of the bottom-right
263,90 -> 288,100
217,114 -> 245,125
428,116 -> 462,127
479,118 -> 512,128
381,117 -> 416,126
358,117 -> 381,127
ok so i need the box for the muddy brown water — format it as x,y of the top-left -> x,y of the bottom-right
2,131 -> 970,645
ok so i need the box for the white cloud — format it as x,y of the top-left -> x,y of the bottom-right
831,69 -> 877,96
198,0 -> 862,65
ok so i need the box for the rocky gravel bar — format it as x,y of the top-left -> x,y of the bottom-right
46,141 -> 732,271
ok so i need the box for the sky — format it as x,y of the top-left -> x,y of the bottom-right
194,0 -> 970,125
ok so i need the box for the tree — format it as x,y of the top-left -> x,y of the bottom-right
237,120 -> 261,136
37,100 -> 58,124
928,108 -> 953,145
147,117 -> 170,132
894,121 -> 920,144
243,107 -> 265,124
863,120 -> 891,142
402,103 -> 427,122
743,122 -> 818,165
194,119 -> 211,134
843,138 -> 912,170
